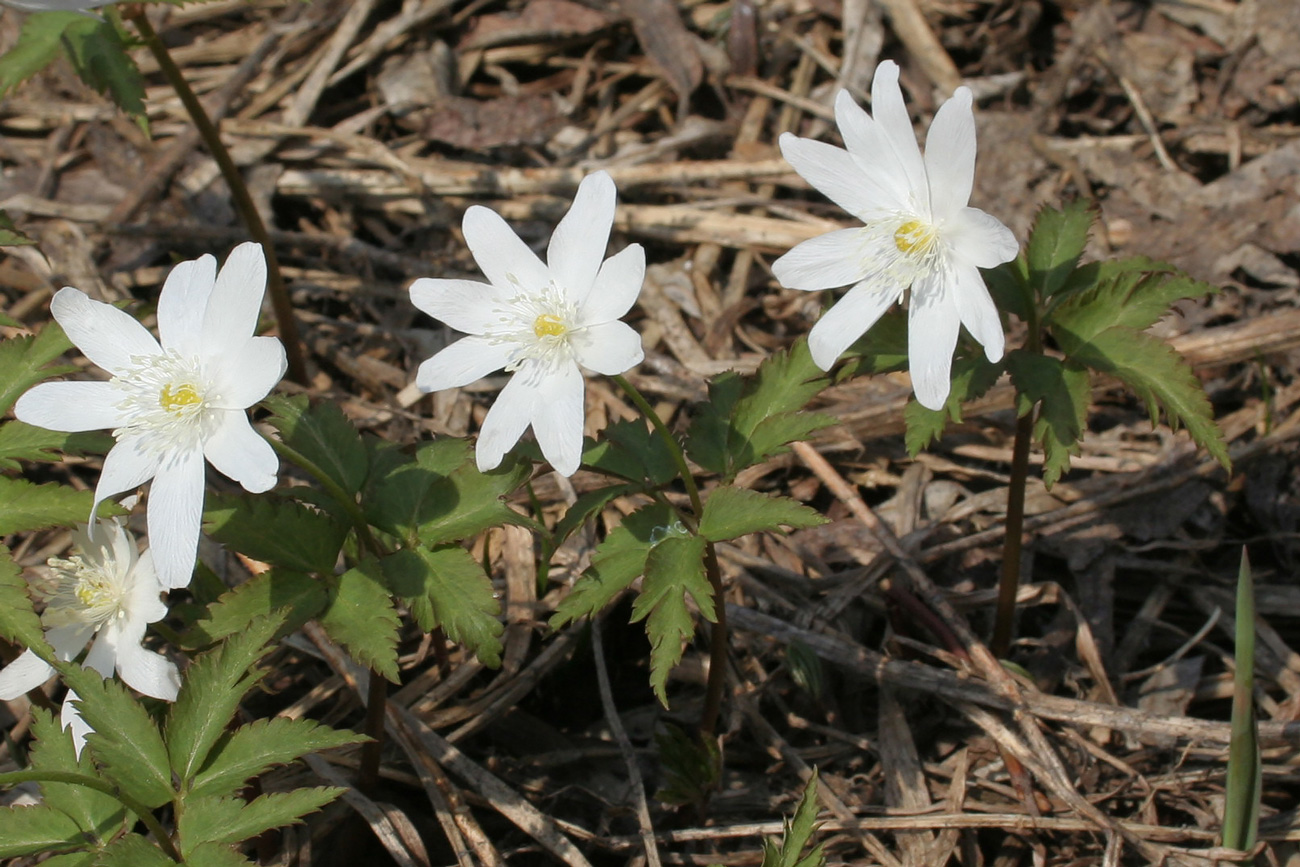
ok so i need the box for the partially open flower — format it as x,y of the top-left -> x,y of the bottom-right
0,518 -> 179,755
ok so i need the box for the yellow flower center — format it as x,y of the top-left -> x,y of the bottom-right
894,220 -> 936,256
74,574 -> 118,611
533,314 -> 567,338
159,382 -> 202,413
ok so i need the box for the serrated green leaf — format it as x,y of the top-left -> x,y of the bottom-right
1026,199 -> 1094,299
191,717 -> 363,799
654,722 -> 720,808
381,545 -> 504,667
0,544 -> 48,655
179,789 -> 344,850
1057,326 -> 1229,468
1005,351 -> 1091,487
581,418 -> 678,485
0,422 -> 111,471
0,805 -> 84,858
0,12 -> 77,99
415,439 -> 536,546
37,851 -> 96,867
552,483 -> 639,546
185,570 -> 327,649
60,17 -> 147,130
317,562 -> 401,682
982,256 -> 1032,323
0,476 -> 104,536
264,395 -> 368,498
904,355 -> 1005,455
838,308 -> 910,376
167,616 -> 284,785
550,503 -> 677,628
0,211 -> 36,248
1223,549 -> 1261,851
699,487 -> 826,542
204,494 -> 347,575
0,322 -> 74,416
762,770 -> 825,867
58,666 -> 173,809
176,841 -> 253,867
1050,257 -> 1218,346
631,533 -> 711,706
29,710 -> 128,843
684,371 -> 743,476
92,832 -> 177,867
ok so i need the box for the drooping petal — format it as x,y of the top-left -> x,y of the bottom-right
571,320 -> 644,375
146,446 -> 206,589
548,171 -> 615,304
14,381 -> 125,432
947,207 -> 1019,269
204,412 -> 278,493
834,90 -> 915,210
201,242 -> 267,358
92,437 -> 162,524
952,264 -> 1005,361
82,630 -> 118,680
125,550 -> 168,625
780,132 -> 898,220
807,277 -> 905,370
907,275 -> 962,411
475,371 -> 537,472
206,336 -> 286,409
416,336 -> 513,392
108,619 -> 180,701
531,360 -> 585,476
462,206 -> 551,295
0,649 -> 56,700
577,244 -> 645,324
157,254 -> 217,352
772,228 -> 873,291
51,288 -> 161,377
869,61 -> 930,214
60,691 -> 93,757
45,624 -> 94,661
923,87 -> 976,218
409,279 -> 510,336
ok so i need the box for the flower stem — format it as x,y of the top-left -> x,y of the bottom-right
125,9 -> 308,386
991,393 -> 1034,658
0,769 -> 182,862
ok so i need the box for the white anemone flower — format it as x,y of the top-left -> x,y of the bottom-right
14,242 -> 287,588
0,518 -> 179,755
410,170 -> 646,476
773,60 -> 1019,410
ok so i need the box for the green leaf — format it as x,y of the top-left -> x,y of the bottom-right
58,666 -> 173,809
0,422 -> 111,471
762,770 -> 825,867
1005,351 -> 1091,487
204,494 -> 347,575
0,321 -> 74,416
654,722 -> 720,808
0,544 -> 48,654
92,833 -> 177,867
1223,549 -> 1261,851
185,570 -> 327,648
0,805 -> 84,858
37,852 -> 96,867
179,789 -> 344,850
381,545 -> 504,667
904,355 -> 1005,455
0,476 -> 108,536
1026,199 -> 1094,299
1050,257 -> 1218,345
176,841 -> 253,867
552,483 -> 639,546
264,395 -> 368,498
699,486 -> 826,542
29,709 -> 128,843
550,503 -> 676,628
631,533 -> 712,706
1057,326 -> 1229,468
59,16 -> 148,131
982,256 -> 1033,323
191,717 -> 363,799
0,211 -> 36,248
317,562 -> 401,682
837,308 -> 910,376
580,418 -> 678,485
416,439 -> 535,546
0,12 -> 77,99
167,616 -> 284,785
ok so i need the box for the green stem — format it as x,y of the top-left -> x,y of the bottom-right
612,375 -> 703,518
267,438 -> 382,558
991,410 -> 1033,659
0,770 -> 182,862
126,10 -> 308,386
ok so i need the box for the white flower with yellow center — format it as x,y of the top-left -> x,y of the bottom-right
773,60 -> 1019,410
410,171 -> 646,476
0,519 -> 179,754
14,242 -> 287,588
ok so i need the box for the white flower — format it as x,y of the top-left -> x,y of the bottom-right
410,170 -> 646,476
14,242 -> 287,588
773,60 -> 1019,410
0,518 -> 180,755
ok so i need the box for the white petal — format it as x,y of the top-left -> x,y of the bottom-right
807,277 -> 905,370
82,632 -> 118,680
577,244 -> 645,324
947,207 -> 1019,268
51,288 -> 161,377
46,624 -> 93,661
953,264 -> 1004,361
531,361 -> 585,477
907,276 -> 962,410
476,371 -> 537,472
548,171 -> 615,304
462,206 -> 551,295
0,649 -> 56,700
834,91 -> 915,210
60,691 -> 93,757
869,61 -> 930,213
92,438 -> 161,524
923,87 -> 976,217
14,381 -> 125,432
206,336 -> 286,409
772,228 -> 873,291
146,447 -> 206,589
571,321 -> 644,375
126,550 -> 168,625
416,336 -> 513,392
409,279 -> 509,335
201,242 -> 267,357
780,132 -> 895,220
157,254 -> 217,352
107,621 -> 180,701
204,412 -> 278,493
